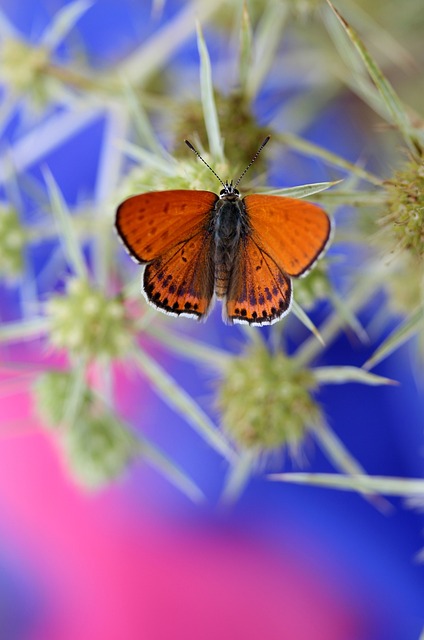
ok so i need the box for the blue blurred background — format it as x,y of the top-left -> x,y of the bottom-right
0,1 -> 424,639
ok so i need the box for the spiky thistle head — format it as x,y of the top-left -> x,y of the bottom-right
0,38 -> 53,105
46,278 -> 133,360
382,159 -> 424,261
34,369 -> 138,489
62,412 -> 137,490
0,205 -> 26,279
173,91 -> 270,170
371,159 -> 424,316
217,342 -> 322,453
119,153 -> 232,201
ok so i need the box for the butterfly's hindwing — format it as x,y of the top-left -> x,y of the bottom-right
143,228 -> 216,320
225,234 -> 292,325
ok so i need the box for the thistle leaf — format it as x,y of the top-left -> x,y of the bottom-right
325,0 -> 420,158
277,131 -> 383,186
268,472 -> 424,498
310,421 -> 391,511
0,318 -> 49,343
261,180 -> 342,199
238,2 -> 253,95
196,22 -> 223,160
118,141 -> 176,175
122,82 -> 170,158
328,290 -> 369,344
61,356 -> 88,427
313,365 -> 397,386
43,168 -> 88,279
132,348 -> 235,462
144,325 -> 230,369
312,190 -> 386,206
137,436 -> 205,504
219,450 -> 258,507
364,306 -> 424,370
245,2 -> 290,99
42,0 -> 93,52
292,300 -> 324,346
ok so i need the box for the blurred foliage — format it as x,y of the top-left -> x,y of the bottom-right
0,0 -> 424,507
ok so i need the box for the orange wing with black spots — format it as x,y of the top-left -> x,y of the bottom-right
115,190 -> 218,263
143,228 -> 216,319
243,195 -> 332,277
225,235 -> 292,325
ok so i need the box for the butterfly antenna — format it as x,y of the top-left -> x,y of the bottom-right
233,135 -> 270,188
184,140 -> 226,188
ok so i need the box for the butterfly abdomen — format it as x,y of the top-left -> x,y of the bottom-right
213,197 -> 249,299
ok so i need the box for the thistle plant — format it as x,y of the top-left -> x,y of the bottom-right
46,278 -> 131,359
1,0 -> 424,524
0,205 -> 25,279
34,369 -> 138,489
219,343 -> 321,451
373,159 -> 424,358
0,1 -> 102,111
0,38 -> 51,104
383,160 -> 424,261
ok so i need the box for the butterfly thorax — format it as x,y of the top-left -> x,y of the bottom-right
213,189 -> 249,299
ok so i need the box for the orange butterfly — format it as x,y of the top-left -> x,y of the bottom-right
115,137 -> 332,326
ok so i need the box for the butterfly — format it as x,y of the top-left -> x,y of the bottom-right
115,136 -> 332,326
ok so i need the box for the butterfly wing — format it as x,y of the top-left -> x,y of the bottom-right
115,190 -> 218,263
243,195 -> 332,277
143,229 -> 215,319
225,235 -> 292,325
115,190 -> 218,320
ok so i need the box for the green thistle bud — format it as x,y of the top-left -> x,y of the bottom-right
383,160 -> 424,261
33,370 -> 92,428
46,278 -> 132,360
0,206 -> 25,278
34,369 -> 137,489
371,160 -> 424,316
63,413 -> 137,489
120,154 -> 231,201
0,38 -> 52,105
218,344 -> 321,451
173,91 -> 269,170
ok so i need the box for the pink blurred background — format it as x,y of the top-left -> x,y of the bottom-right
0,345 -> 404,640
1,0 -> 424,637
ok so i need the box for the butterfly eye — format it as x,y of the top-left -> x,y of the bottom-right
219,187 -> 240,197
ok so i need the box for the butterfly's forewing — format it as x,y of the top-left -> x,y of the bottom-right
225,236 -> 292,325
116,189 -> 218,319
143,229 -> 215,319
243,195 -> 331,277
116,190 -> 218,263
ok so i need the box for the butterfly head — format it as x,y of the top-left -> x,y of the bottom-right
185,136 -> 270,199
219,181 -> 240,201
